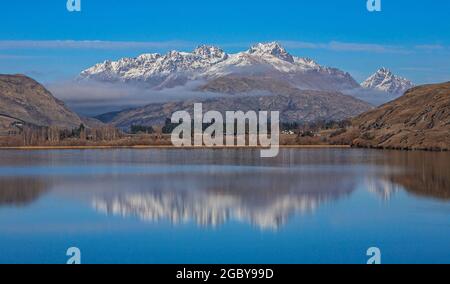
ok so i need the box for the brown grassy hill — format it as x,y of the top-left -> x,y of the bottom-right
344,82 -> 450,150
0,74 -> 82,129
107,91 -> 372,129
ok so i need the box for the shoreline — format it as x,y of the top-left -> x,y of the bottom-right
0,145 -> 447,152
0,145 -> 351,150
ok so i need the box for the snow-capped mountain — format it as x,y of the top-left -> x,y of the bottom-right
79,42 -> 360,91
248,42 -> 295,63
79,45 -> 229,88
361,68 -> 414,95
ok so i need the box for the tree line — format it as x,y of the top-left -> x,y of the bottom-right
1,123 -> 122,146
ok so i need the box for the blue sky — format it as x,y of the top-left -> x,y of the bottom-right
0,0 -> 449,84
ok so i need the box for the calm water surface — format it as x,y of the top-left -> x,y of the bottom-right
0,148 -> 449,264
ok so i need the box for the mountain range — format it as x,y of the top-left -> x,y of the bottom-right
0,43 -> 425,137
79,42 -> 414,97
79,42 -> 361,92
1,73 -> 448,152
102,79 -> 373,129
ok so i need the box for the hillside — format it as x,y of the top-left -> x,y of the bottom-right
0,74 -> 83,129
346,82 -> 450,150
101,78 -> 372,129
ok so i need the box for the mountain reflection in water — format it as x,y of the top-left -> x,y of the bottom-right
91,171 -> 356,230
0,178 -> 50,206
0,149 -> 449,230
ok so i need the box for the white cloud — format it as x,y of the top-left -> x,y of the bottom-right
0,40 -> 194,50
280,40 -> 408,54
0,54 -> 39,59
0,40 -> 445,55
414,44 -> 445,51
47,80 -> 221,116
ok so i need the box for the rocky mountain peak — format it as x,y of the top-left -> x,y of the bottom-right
193,45 -> 228,60
247,42 -> 294,63
136,53 -> 161,61
361,68 -> 414,95
377,67 -> 392,75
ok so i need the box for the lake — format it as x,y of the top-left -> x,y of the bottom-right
0,148 -> 449,264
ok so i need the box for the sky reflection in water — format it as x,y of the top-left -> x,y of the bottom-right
0,149 -> 449,264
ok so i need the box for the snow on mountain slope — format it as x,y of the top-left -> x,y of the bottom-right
80,45 -> 228,84
361,68 -> 415,95
79,42 -> 360,91
203,43 -> 324,75
248,42 -> 295,63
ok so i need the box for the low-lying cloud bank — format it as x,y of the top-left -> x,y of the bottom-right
47,80 -> 220,116
47,79 -> 399,118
